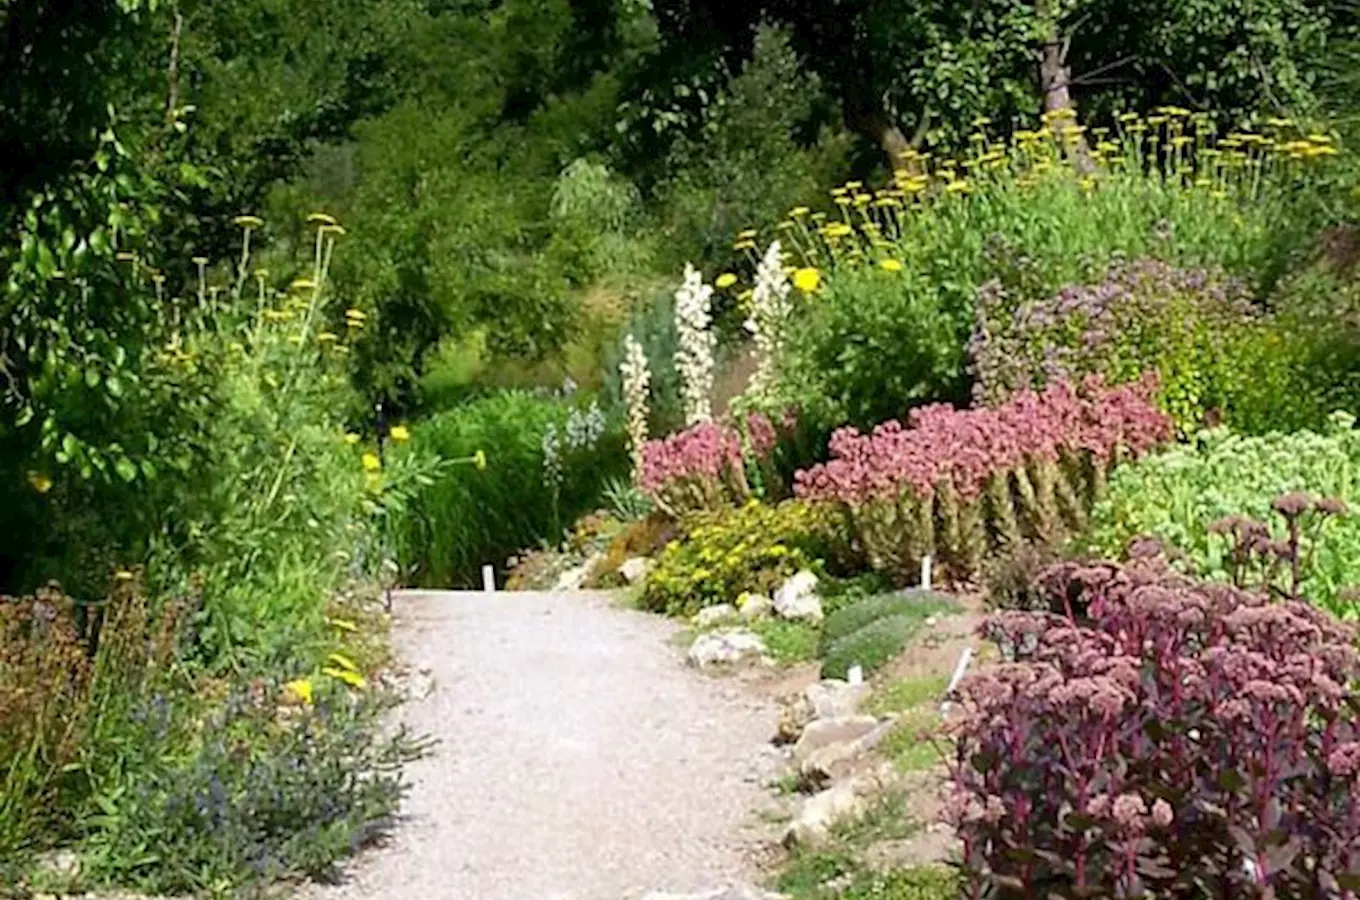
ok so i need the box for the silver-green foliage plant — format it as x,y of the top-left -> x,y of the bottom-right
1085,412 -> 1360,617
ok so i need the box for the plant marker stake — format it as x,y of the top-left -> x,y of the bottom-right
848,664 -> 863,686
921,555 -> 932,590
941,646 -> 974,716
482,565 -> 496,593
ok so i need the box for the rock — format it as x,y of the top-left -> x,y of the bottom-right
783,764 -> 899,848
736,591 -> 774,622
619,556 -> 652,584
687,629 -> 771,668
791,715 -> 881,765
694,603 -> 739,628
799,717 -> 900,790
36,849 -> 80,878
773,570 -> 823,623
552,561 -> 591,591
775,679 -> 871,743
642,887 -> 789,900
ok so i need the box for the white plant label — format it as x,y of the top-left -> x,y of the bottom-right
921,555 -> 933,590
848,664 -> 864,686
482,564 -> 496,593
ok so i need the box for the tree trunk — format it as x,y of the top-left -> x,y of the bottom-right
843,84 -> 922,174
1035,0 -> 1094,173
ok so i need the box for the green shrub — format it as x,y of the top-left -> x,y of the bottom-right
743,115 -> 1334,429
970,259 -> 1278,434
820,590 -> 956,650
641,499 -> 826,616
821,614 -> 931,681
397,389 -> 628,587
1084,414 -> 1360,617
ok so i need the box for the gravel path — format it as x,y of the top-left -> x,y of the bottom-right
300,589 -> 781,900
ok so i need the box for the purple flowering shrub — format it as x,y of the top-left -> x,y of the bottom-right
968,259 -> 1263,433
949,555 -> 1360,899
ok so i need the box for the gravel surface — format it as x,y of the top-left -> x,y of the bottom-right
299,589 -> 782,900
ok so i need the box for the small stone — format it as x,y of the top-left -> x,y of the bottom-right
783,782 -> 866,848
687,629 -> 770,668
552,561 -> 591,591
736,591 -> 774,622
695,603 -> 739,628
925,615 -> 938,627
791,715 -> 881,765
773,570 -> 824,623
619,557 -> 652,584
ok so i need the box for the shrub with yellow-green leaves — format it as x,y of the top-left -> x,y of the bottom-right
641,499 -> 828,617
719,111 -> 1339,430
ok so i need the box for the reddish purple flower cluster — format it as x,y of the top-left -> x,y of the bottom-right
794,375 -> 1170,505
950,556 -> 1360,898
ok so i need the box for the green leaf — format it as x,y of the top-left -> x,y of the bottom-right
115,458 -> 138,483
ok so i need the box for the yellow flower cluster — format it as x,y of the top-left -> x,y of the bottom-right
725,108 -> 1337,283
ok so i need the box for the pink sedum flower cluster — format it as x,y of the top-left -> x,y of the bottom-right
640,422 -> 744,495
794,374 -> 1171,505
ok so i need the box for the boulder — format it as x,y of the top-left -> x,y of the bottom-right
798,717 -> 900,790
736,591 -> 774,622
694,604 -> 739,629
773,570 -> 823,623
619,556 -> 653,584
791,715 -> 881,765
775,679 -> 871,743
687,629 -> 770,668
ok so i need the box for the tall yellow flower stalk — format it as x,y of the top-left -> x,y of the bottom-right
620,333 -> 651,484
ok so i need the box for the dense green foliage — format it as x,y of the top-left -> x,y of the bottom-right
8,0 -> 1360,893
397,390 -> 628,587
1085,417 -> 1360,617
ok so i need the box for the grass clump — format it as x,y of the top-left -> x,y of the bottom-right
397,390 -> 628,587
866,675 -> 951,717
820,590 -> 956,649
821,615 -> 929,680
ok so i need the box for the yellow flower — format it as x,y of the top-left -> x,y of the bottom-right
389,425 -> 411,442
362,453 -> 382,472
233,215 -> 264,229
27,471 -> 53,494
116,251 -> 137,262
473,449 -> 488,471
344,432 -> 361,445
284,678 -> 314,705
290,278 -> 317,292
114,569 -> 135,581
317,332 -> 338,343
307,212 -> 339,226
715,273 -> 738,289
323,666 -> 366,688
793,268 -> 821,293
878,259 -> 904,272
789,206 -> 810,217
